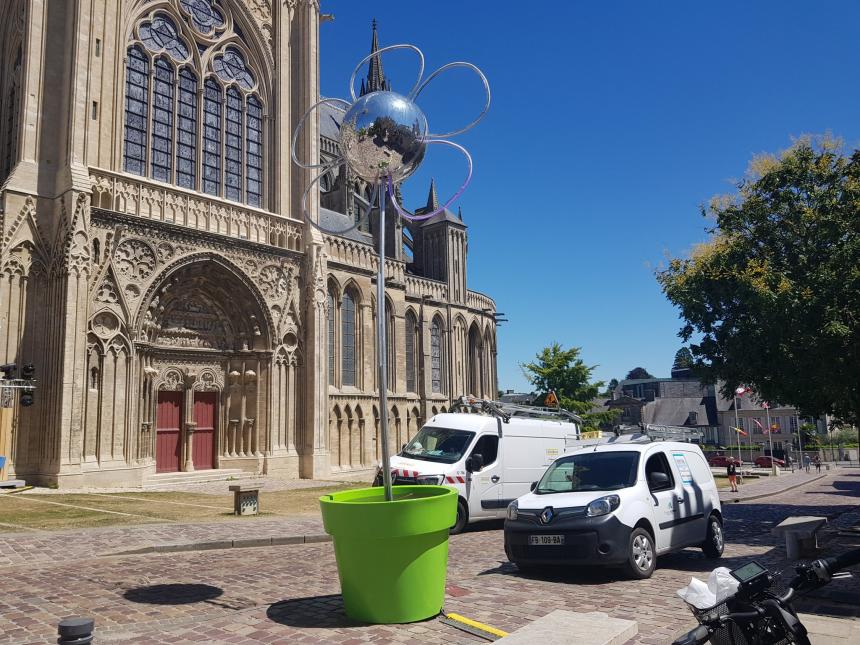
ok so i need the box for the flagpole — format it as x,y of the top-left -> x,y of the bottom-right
733,395 -> 741,467
795,412 -> 803,471
765,404 -> 776,475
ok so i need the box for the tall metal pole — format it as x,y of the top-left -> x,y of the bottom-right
765,405 -> 776,475
795,412 -> 803,470
733,395 -> 741,466
377,181 -> 393,501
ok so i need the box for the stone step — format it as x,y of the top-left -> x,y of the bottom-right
142,469 -> 253,488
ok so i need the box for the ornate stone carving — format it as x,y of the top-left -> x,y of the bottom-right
154,297 -> 232,350
259,264 -> 289,299
114,239 -> 157,280
162,369 -> 184,391
92,311 -> 120,338
156,242 -> 175,262
95,274 -> 121,304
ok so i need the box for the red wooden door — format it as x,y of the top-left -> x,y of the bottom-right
193,392 -> 216,470
155,391 -> 182,473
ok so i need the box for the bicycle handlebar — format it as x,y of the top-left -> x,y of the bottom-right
824,547 -> 860,573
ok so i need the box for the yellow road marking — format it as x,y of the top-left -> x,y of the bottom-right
445,613 -> 509,638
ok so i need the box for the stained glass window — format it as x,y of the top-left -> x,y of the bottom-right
225,86 -> 243,202
342,291 -> 356,387
385,302 -> 395,388
139,14 -> 189,61
202,78 -> 222,196
123,45 -> 149,175
246,96 -> 263,207
123,5 -> 264,208
180,0 -> 225,35
431,318 -> 443,393
327,291 -> 336,385
405,311 -> 417,393
213,47 -> 255,90
150,57 -> 175,182
176,68 -> 197,189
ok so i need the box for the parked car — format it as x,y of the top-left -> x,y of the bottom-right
755,455 -> 786,468
707,455 -> 741,467
504,441 -> 724,579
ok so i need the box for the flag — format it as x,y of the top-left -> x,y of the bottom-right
753,418 -> 768,433
762,401 -> 770,409
732,426 -> 748,437
735,386 -> 749,395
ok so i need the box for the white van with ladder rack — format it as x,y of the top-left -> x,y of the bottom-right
374,397 -> 585,533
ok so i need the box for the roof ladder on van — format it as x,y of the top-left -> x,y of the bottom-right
450,396 -> 584,426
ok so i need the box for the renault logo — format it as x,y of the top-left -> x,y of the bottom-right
539,507 -> 554,524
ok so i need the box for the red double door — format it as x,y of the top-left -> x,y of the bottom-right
155,391 -> 217,472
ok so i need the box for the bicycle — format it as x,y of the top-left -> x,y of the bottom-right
673,547 -> 860,644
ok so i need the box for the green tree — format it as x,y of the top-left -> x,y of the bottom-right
673,348 -> 694,371
521,343 -> 617,431
602,377 -> 620,396
658,137 -> 860,437
625,367 -> 654,380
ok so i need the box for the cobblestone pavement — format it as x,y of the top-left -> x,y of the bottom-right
0,472 -> 856,644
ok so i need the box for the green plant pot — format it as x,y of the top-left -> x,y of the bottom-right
319,485 -> 458,624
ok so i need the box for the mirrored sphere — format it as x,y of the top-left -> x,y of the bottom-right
339,91 -> 428,183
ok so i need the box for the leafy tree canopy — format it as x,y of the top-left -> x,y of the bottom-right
625,367 -> 655,380
658,136 -> 860,428
521,343 -> 617,431
602,377 -> 620,396
673,348 -> 694,371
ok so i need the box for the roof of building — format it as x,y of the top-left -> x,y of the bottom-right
319,100 -> 345,142
414,179 -> 466,228
641,396 -> 718,427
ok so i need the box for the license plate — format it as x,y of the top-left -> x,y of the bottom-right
528,534 -> 564,545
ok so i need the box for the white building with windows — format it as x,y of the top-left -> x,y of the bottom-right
0,1 -> 497,487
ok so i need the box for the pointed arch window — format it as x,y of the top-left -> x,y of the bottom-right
342,291 -> 357,387
405,311 -> 418,393
123,46 -> 150,175
1,45 -> 23,183
385,301 -> 395,389
431,317 -> 444,394
123,5 -> 265,207
327,290 -> 336,385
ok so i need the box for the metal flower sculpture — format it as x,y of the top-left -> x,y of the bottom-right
291,44 -> 490,500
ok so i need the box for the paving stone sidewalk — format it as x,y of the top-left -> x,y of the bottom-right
0,471 -> 855,644
719,466 -> 831,503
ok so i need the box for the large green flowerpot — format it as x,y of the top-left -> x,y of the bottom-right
319,485 -> 457,624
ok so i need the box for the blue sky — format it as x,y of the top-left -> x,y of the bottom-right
319,1 -> 860,393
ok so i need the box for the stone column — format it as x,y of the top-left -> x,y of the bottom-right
183,422 -> 196,472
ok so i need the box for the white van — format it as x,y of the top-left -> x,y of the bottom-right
379,400 -> 582,533
504,440 -> 723,579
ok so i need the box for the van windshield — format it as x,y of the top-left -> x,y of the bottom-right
535,451 -> 640,494
401,427 -> 475,464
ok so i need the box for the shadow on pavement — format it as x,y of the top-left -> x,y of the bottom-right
123,583 -> 223,605
267,594 -> 365,628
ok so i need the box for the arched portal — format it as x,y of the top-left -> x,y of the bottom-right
138,258 -> 273,473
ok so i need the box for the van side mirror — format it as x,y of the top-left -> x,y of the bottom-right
648,471 -> 670,490
401,443 -> 407,452
466,453 -> 484,473
530,481 -> 537,492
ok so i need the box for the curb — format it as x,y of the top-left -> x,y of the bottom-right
107,533 -> 331,556
720,473 -> 827,504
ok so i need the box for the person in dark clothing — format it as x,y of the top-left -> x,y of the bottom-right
727,462 -> 738,492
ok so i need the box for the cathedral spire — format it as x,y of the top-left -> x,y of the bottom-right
362,18 -> 389,96
426,178 -> 439,210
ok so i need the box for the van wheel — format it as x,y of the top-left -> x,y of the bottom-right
624,528 -> 656,579
702,515 -> 724,559
450,499 -> 468,534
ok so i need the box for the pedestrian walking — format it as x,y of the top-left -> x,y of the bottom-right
813,455 -> 821,473
786,454 -> 794,473
803,454 -> 811,472
727,461 -> 739,492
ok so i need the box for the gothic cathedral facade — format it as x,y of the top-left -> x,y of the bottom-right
0,0 -> 497,487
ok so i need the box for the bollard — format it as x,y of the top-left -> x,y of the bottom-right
58,617 -> 94,645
